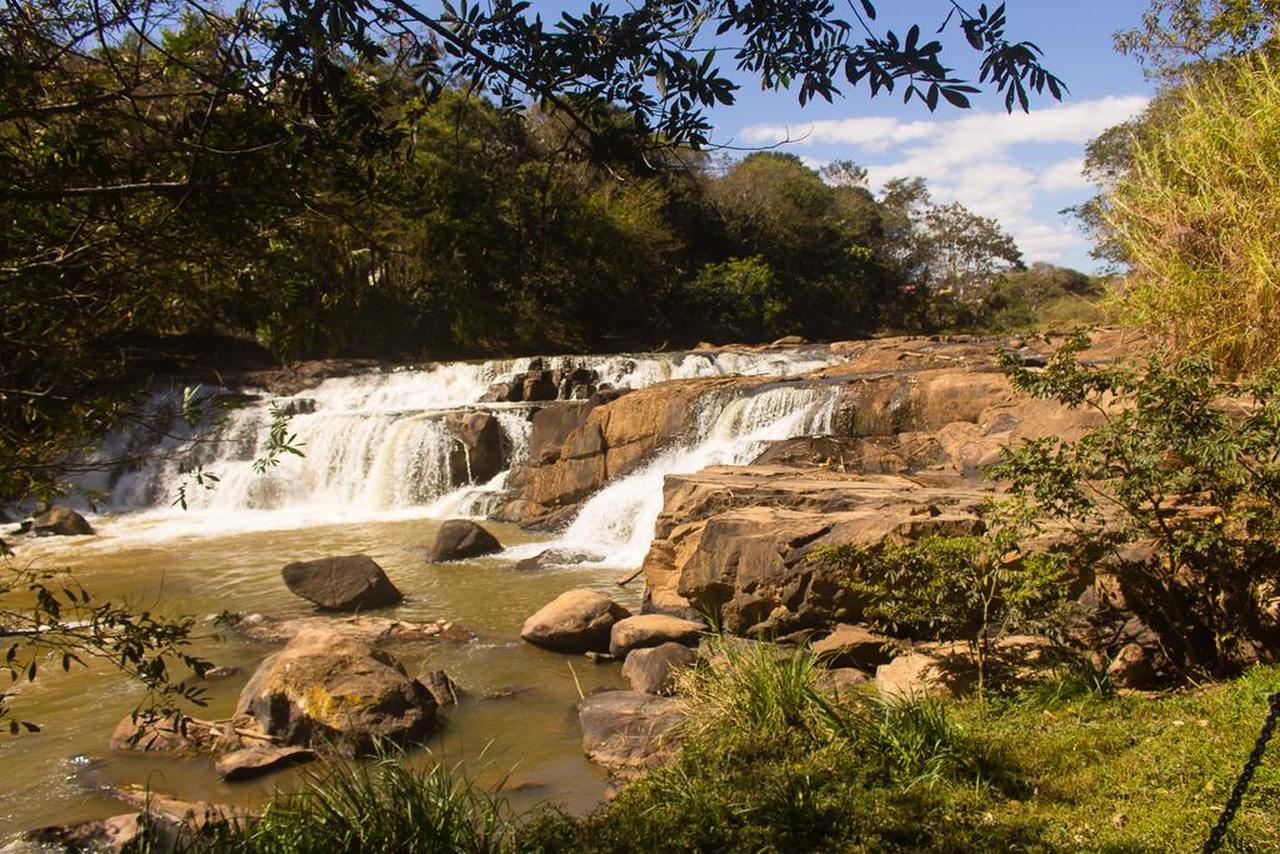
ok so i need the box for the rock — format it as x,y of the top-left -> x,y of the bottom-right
224,612 -> 471,646
578,691 -> 685,775
608,614 -> 704,657
584,651 -> 617,663
25,814 -> 150,852
1107,642 -> 1158,689
817,667 -> 872,695
215,746 -> 315,781
202,665 -> 242,681
425,520 -> 502,562
108,785 -> 249,830
521,589 -> 632,654
875,643 -> 974,700
513,547 -> 596,572
445,412 -> 506,485
111,714 -> 209,754
522,370 -> 559,402
622,643 -> 696,695
420,670 -> 463,707
771,335 -> 808,346
281,554 -> 402,611
810,624 -> 894,669
235,628 -> 437,756
31,505 -> 94,536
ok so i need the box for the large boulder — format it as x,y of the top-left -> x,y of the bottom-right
31,505 -> 94,536
520,589 -> 631,653
281,554 -> 402,611
235,627 -> 437,756
622,643 -> 697,695
578,690 -> 685,775
609,614 -> 704,657
425,520 -> 502,562
445,412 -> 506,485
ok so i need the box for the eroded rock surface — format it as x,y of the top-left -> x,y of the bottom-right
578,690 -> 685,775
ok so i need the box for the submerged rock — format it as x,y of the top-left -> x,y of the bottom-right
31,505 -> 94,536
215,746 -> 315,782
235,627 -> 437,756
621,643 -> 696,695
223,612 -> 470,646
608,614 -> 704,657
520,589 -> 631,654
281,554 -> 402,611
578,691 -> 685,776
426,520 -> 502,562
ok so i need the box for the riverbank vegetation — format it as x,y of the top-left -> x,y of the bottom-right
153,647 -> 1280,853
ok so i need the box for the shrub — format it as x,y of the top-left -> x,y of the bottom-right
993,334 -> 1280,679
1105,53 -> 1280,377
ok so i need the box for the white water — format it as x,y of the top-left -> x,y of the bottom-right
514,384 -> 844,568
74,348 -> 845,548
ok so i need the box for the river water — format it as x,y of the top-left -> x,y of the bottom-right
1,347 -> 847,839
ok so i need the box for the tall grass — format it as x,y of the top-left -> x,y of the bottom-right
1107,54 -> 1280,376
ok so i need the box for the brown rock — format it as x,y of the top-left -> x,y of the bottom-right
621,643 -> 697,695
235,628 -> 437,756
1107,642 -> 1158,689
215,746 -> 315,781
281,554 -> 402,611
420,669 -> 463,707
520,589 -> 632,654
445,412 -> 506,485
811,624 -> 894,669
426,520 -> 502,562
578,691 -> 685,775
31,505 -> 94,536
609,614 -> 705,657
26,814 -> 149,852
817,667 -> 872,695
875,643 -> 975,700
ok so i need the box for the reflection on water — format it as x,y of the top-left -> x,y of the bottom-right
0,515 -> 640,837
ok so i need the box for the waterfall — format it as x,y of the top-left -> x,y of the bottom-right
522,383 -> 845,568
86,347 -> 844,537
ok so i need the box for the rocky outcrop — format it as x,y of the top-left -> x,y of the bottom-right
426,520 -> 502,562
642,467 -> 988,632
31,505 -> 94,536
578,691 -> 685,775
520,589 -> 632,654
608,614 -> 704,657
281,554 -> 402,611
235,627 -> 437,756
622,643 -> 697,695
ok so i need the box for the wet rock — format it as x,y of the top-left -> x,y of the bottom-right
521,589 -> 632,654
223,612 -> 470,646
608,614 -> 704,657
202,665 -> 242,681
621,642 -> 696,695
578,691 -> 685,775
810,624 -> 894,669
111,714 -> 211,754
235,628 -> 437,756
584,651 -> 617,663
31,505 -> 94,536
281,554 -> 402,612
513,547 -> 596,572
25,813 -> 151,852
445,412 -> 506,485
425,520 -> 502,562
215,746 -> 315,782
420,670 -> 463,707
522,370 -> 558,402
1107,642 -> 1158,689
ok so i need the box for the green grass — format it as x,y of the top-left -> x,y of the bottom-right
158,647 -> 1280,853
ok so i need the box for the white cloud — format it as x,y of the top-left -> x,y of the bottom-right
737,96 -> 1148,264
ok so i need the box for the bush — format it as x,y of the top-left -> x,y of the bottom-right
993,334 -> 1280,679
1106,53 -> 1280,377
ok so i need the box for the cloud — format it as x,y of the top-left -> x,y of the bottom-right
737,96 -> 1148,264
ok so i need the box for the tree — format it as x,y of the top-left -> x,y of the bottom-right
920,202 -> 1024,303
1115,0 -> 1280,79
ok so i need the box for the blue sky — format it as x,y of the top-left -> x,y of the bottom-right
531,1 -> 1157,270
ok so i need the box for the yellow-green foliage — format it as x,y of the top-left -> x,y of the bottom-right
1107,54 -> 1280,376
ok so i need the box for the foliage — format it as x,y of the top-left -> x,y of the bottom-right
1,560 -> 211,737
1115,0 -> 1280,79
993,333 -> 1280,679
1103,54 -> 1280,376
813,528 -> 1071,699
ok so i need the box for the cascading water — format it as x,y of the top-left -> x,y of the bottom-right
523,383 -> 845,569
84,347 -> 845,539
